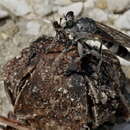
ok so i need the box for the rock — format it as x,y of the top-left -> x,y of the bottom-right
2,34 -> 128,129
0,80 -> 13,117
82,0 -> 95,17
114,10 -> 130,30
71,0 -> 84,2
123,67 -> 130,80
0,8 -> 8,18
0,0 -> 31,16
95,0 -> 108,9
127,31 -> 130,36
26,21 -> 41,36
0,20 -> 19,40
84,0 -> 95,9
31,0 -> 55,16
88,8 -> 108,22
54,0 -> 72,6
58,2 -> 83,16
106,0 -> 130,12
117,56 -> 130,66
112,123 -> 130,130
40,21 -> 55,36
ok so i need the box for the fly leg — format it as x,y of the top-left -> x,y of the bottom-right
97,40 -> 103,74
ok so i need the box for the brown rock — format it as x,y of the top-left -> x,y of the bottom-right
2,34 -> 129,130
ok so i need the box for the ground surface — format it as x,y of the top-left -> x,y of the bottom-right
0,0 -> 130,129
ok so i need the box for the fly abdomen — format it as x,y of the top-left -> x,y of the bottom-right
104,41 -> 130,61
116,45 -> 130,61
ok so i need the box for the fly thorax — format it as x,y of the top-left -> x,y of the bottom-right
76,18 -> 97,34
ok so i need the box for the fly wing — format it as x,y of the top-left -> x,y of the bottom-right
96,22 -> 130,47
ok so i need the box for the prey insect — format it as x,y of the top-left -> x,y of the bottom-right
62,11 -> 130,61
1,14 -> 130,130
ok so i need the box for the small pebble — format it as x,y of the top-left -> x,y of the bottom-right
26,21 -> 41,36
31,0 -> 54,16
54,0 -> 72,6
95,0 -> 108,9
88,8 -> 108,22
58,2 -> 83,16
0,8 -> 8,18
0,0 -> 31,16
112,123 -> 130,130
114,10 -> 130,30
106,0 -> 130,12
84,0 -> 95,9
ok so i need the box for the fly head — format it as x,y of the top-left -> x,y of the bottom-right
64,11 -> 75,29
63,11 -> 98,44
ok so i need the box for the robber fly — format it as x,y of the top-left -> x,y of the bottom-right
53,18 -> 103,75
62,11 -> 130,61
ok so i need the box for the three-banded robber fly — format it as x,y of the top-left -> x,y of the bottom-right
53,19 -> 103,74
59,11 -> 130,62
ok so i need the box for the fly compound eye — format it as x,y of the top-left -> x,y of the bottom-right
65,11 -> 74,21
64,11 -> 75,29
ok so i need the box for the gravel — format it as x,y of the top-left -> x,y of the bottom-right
26,21 -> 41,36
58,2 -> 83,16
114,10 -> 130,30
0,8 -> 8,18
112,123 -> 130,130
106,0 -> 130,12
0,0 -> 130,129
30,0 -> 55,16
54,0 -> 72,6
0,0 -> 31,16
88,8 -> 108,22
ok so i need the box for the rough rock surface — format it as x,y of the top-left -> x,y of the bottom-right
88,8 -> 108,22
0,0 -> 130,129
114,10 -> 130,30
0,0 -> 31,16
58,2 -> 83,16
2,35 -> 129,130
106,0 -> 130,12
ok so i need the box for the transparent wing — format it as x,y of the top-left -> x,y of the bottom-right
96,22 -> 130,47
